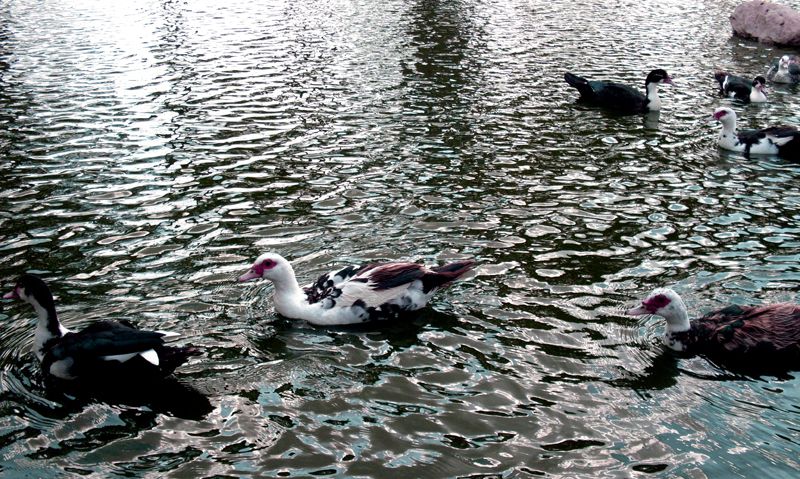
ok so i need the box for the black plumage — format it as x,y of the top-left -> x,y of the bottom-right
564,69 -> 673,113
4,274 -> 198,382
714,72 -> 767,103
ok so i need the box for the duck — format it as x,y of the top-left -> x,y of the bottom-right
238,252 -> 475,326
714,72 -> 767,103
627,288 -> 800,364
711,107 -> 800,159
3,274 -> 199,381
563,68 -> 674,113
766,54 -> 800,84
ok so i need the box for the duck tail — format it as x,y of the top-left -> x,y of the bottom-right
564,72 -> 593,98
713,71 -> 727,89
422,260 -> 476,293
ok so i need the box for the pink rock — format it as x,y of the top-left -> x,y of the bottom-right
730,1 -> 800,46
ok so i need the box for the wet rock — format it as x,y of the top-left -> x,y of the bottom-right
730,1 -> 800,46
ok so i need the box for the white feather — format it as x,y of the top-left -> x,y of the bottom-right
765,134 -> 795,147
155,330 -> 180,338
139,349 -> 160,365
102,352 -> 137,362
49,358 -> 76,380
101,348 -> 160,366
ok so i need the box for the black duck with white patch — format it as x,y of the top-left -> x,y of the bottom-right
714,72 -> 767,103
564,68 -> 673,113
3,274 -> 198,381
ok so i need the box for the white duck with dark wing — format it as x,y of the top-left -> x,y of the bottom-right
711,107 -> 800,159
3,274 -> 198,381
238,253 -> 475,325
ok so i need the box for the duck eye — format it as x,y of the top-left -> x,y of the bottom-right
262,259 -> 277,269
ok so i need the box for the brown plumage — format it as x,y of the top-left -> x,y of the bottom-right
680,303 -> 800,357
628,288 -> 800,370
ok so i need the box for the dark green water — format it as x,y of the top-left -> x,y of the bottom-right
1,0 -> 799,477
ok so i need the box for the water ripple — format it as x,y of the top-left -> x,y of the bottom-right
1,0 -> 800,477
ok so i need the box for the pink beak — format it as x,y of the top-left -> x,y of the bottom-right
3,289 -> 19,300
238,270 -> 261,282
664,76 -> 675,85
627,305 -> 650,316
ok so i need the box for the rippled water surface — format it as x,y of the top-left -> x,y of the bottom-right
2,0 -> 800,477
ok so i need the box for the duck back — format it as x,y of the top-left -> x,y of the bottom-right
679,304 -> 800,363
564,72 -> 647,112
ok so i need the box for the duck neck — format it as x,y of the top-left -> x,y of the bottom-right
270,266 -> 311,319
646,82 -> 661,110
663,302 -> 691,334
659,303 -> 691,351
31,298 -> 65,361
750,88 -> 767,102
720,116 -> 736,138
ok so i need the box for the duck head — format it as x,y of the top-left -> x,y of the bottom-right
4,274 -> 54,309
645,69 -> 674,86
778,55 -> 797,72
238,252 -> 294,283
711,107 -> 736,128
753,76 -> 768,95
627,288 -> 690,333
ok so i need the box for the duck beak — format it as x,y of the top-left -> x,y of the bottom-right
664,76 -> 674,86
627,304 -> 649,316
3,289 -> 19,300
238,269 -> 261,282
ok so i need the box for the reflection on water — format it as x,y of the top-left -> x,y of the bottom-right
1,0 -> 799,477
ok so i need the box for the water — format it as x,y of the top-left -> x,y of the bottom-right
1,0 -> 799,476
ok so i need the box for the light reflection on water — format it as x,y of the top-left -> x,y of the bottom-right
1,0 -> 799,477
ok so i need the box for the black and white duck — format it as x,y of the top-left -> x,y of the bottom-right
711,107 -> 800,158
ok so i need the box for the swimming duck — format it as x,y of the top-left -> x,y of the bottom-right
714,72 -> 767,103
766,54 -> 800,84
627,288 -> 800,362
3,274 -> 198,381
711,107 -> 800,159
238,252 -> 475,325
564,69 -> 674,113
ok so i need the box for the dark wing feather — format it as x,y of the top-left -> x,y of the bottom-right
715,72 -> 749,91
693,303 -> 800,355
723,82 -> 753,102
737,128 -> 767,147
364,260 -> 475,292
47,321 -> 165,360
304,264 -> 365,303
362,263 -> 426,290
585,82 -> 647,112
760,126 -> 800,139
